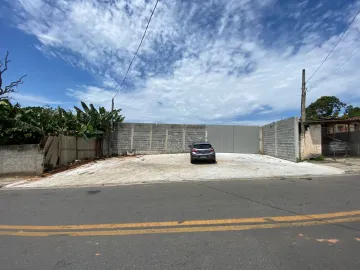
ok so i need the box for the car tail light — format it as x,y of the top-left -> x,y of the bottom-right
192,148 -> 197,152
209,148 -> 214,152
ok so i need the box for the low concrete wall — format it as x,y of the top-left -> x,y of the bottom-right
300,124 -> 322,159
0,144 -> 44,176
262,117 -> 300,162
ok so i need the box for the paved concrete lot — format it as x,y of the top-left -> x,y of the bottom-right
1,175 -> 360,269
7,153 -> 344,188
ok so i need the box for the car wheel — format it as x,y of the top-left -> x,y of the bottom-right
190,158 -> 195,164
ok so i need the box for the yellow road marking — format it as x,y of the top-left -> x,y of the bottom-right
0,210 -> 360,231
0,216 -> 359,237
0,218 -> 267,231
270,210 -> 360,221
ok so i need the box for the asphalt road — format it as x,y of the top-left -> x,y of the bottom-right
1,175 -> 360,269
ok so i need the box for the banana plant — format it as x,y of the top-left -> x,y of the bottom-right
55,107 -> 79,135
74,101 -> 125,139
1,100 -> 125,145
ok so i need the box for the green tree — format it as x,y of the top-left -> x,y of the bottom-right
344,105 -> 360,118
74,102 -> 125,139
306,96 -> 346,120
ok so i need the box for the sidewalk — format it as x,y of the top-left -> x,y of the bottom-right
0,176 -> 40,188
320,158 -> 360,174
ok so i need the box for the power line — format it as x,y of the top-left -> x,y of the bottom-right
113,0 -> 160,99
306,7 -> 360,83
307,44 -> 360,92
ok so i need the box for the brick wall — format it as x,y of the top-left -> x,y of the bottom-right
0,144 -> 44,176
262,117 -> 299,162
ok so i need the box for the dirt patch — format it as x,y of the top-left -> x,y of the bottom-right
41,155 -> 144,177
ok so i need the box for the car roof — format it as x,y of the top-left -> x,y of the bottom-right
192,142 -> 211,145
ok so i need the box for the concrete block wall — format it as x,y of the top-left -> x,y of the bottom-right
113,123 -> 133,155
276,118 -> 299,161
167,124 -> 184,153
0,144 -> 44,176
113,123 -> 206,155
102,138 -> 110,156
151,124 -> 167,152
133,124 -> 152,152
262,117 -> 299,162
262,123 -> 276,157
113,121 -> 299,159
185,125 -> 208,149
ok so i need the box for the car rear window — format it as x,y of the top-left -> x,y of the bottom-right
194,144 -> 212,149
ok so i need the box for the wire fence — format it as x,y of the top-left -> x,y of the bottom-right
321,124 -> 360,159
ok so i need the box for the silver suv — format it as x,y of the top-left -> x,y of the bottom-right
189,142 -> 216,164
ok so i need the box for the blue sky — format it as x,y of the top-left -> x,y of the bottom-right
1,0 -> 360,125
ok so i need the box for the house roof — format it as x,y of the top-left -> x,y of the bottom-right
304,117 -> 360,125
346,116 -> 360,121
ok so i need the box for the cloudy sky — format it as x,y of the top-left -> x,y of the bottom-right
1,0 -> 360,125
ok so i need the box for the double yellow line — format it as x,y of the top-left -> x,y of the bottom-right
1,210 -> 360,237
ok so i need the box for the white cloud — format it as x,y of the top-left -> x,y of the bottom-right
11,93 -> 65,106
7,0 -> 360,123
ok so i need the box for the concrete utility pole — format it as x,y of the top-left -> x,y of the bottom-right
111,98 -> 114,129
301,69 -> 306,138
108,97 -> 114,156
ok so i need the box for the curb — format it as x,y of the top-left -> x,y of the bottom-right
2,173 -> 358,191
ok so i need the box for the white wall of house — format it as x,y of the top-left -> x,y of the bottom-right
300,124 -> 322,160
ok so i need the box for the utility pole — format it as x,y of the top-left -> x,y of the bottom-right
108,97 -> 114,156
301,69 -> 306,138
111,98 -> 114,129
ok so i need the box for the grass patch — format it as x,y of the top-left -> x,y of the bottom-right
301,155 -> 326,162
309,155 -> 325,161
